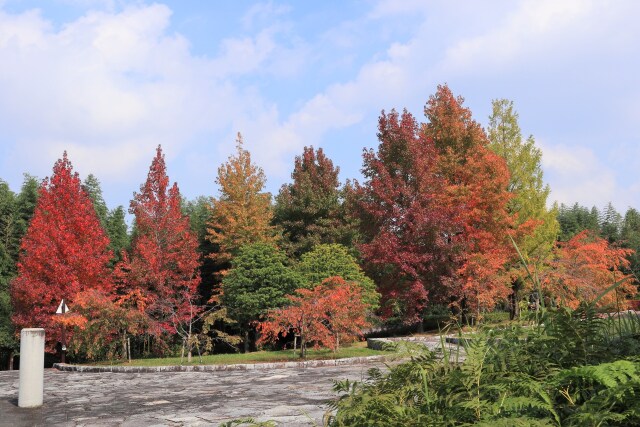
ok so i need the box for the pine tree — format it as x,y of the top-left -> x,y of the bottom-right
82,174 -> 109,229
11,153 -> 113,350
105,206 -> 129,265
0,180 -> 18,367
600,202 -> 622,244
207,133 -> 276,268
122,146 -> 201,353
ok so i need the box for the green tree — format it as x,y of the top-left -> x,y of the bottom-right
558,203 -> 600,241
105,206 -> 129,265
600,202 -> 622,244
221,242 -> 303,352
183,196 -> 219,302
82,174 -> 109,228
297,244 -> 379,309
620,207 -> 640,277
274,147 -> 357,258
0,180 -> 18,368
14,174 -> 39,242
487,99 -> 559,318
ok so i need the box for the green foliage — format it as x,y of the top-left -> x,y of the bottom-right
328,301 -> 640,426
0,177 -> 34,357
222,242 -> 303,329
105,205 -> 129,265
296,244 -> 379,309
487,99 -> 558,262
82,173 -> 109,228
273,146 -> 357,258
557,203 -> 600,242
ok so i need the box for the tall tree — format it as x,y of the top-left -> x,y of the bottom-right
14,174 -> 40,240
11,153 -> 113,350
600,202 -> 622,244
122,146 -> 201,353
620,207 -> 640,277
487,99 -> 559,317
221,242 -> 303,352
424,85 -> 514,316
0,181 -> 18,367
207,133 -> 276,269
356,108 -> 450,323
105,206 -> 129,265
82,174 -> 109,228
558,203 -> 600,241
274,147 -> 356,257
183,196 -> 218,302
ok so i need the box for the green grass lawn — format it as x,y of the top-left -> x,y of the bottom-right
89,341 -> 393,366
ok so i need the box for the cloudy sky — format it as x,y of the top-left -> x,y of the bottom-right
1,0 -> 639,215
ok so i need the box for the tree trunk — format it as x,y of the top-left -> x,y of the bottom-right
243,329 -> 249,353
122,334 -> 127,361
8,350 -> 14,370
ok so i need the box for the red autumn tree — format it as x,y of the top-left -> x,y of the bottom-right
120,146 -> 201,352
424,85 -> 515,315
257,277 -> 370,358
11,153 -> 113,349
356,109 -> 450,323
543,230 -> 635,309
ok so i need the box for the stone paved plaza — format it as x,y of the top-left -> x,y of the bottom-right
0,362 -> 384,426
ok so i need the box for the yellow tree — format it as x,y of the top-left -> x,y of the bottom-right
487,99 -> 559,318
207,133 -> 276,269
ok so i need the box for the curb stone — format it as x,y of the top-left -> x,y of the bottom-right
53,355 -> 390,373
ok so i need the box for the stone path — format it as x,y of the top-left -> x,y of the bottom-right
0,362 -> 385,427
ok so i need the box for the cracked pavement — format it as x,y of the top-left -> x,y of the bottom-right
0,362 -> 384,426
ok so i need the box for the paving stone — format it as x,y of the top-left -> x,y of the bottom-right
0,361 -> 386,426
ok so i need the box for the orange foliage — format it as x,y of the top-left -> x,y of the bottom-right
543,230 -> 635,309
257,277 -> 371,356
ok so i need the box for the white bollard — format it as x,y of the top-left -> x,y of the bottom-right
18,328 -> 45,408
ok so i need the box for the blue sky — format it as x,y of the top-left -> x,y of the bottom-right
1,0 -> 639,216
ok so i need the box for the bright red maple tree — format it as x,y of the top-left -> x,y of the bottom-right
257,277 -> 370,357
11,152 -> 113,350
119,146 -> 201,352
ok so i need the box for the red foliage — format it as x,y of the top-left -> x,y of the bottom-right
544,230 -> 635,309
257,277 -> 371,356
357,86 -> 515,322
425,85 -> 515,313
357,109 -> 450,322
118,146 -> 201,349
11,153 -> 113,350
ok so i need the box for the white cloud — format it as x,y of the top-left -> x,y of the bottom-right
0,4 -> 296,189
539,142 -> 630,210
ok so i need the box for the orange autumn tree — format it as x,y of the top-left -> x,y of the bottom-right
543,230 -> 634,309
257,277 -> 370,358
424,85 -> 515,315
11,153 -> 113,350
207,133 -> 276,271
